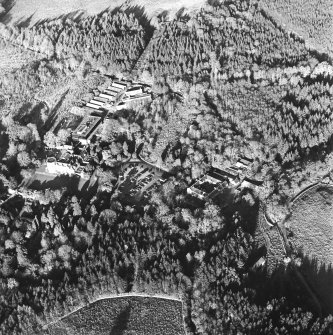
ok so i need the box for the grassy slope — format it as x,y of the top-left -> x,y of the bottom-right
287,184 -> 333,266
0,43 -> 41,74
47,296 -> 185,335
3,0 -> 206,26
286,184 -> 333,313
260,0 -> 333,55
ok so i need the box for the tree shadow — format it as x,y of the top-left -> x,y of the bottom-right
15,13 -> 35,28
247,253 -> 333,317
29,174 -> 80,192
109,305 -> 131,335
124,5 -> 155,41
44,89 -> 69,134
298,256 -> 333,315
0,0 -> 16,24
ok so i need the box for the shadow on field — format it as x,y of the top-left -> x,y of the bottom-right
0,0 -> 15,24
298,256 -> 333,315
29,174 -> 98,199
110,305 -> 130,335
247,255 -> 333,317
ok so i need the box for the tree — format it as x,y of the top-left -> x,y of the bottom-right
17,152 -> 31,167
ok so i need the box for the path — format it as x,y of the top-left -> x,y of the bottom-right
288,182 -> 320,209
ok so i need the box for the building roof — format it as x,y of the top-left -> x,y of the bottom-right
240,155 -> 253,163
243,177 -> 263,186
86,102 -> 100,110
73,115 -> 102,140
211,166 -> 238,179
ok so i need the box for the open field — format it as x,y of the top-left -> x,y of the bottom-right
260,0 -> 333,55
22,165 -> 96,193
47,296 -> 185,335
4,0 -> 206,26
0,42 -> 40,74
285,184 -> 333,314
286,184 -> 333,266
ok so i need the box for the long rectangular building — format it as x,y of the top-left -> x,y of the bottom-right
72,115 -> 102,145
107,86 -> 122,93
104,89 -> 117,97
94,96 -> 108,103
90,99 -> 105,106
86,102 -> 100,110
112,81 -> 128,90
100,93 -> 115,101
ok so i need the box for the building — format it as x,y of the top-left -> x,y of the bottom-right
86,102 -> 101,110
125,86 -> 143,97
90,99 -> 105,106
116,102 -> 127,110
236,156 -> 253,170
243,177 -> 263,187
107,86 -> 122,93
122,93 -> 151,103
94,96 -> 108,103
112,81 -> 128,90
187,173 -> 226,200
100,93 -> 115,101
211,166 -> 239,185
104,89 -> 118,97
72,115 -> 102,145
187,186 -> 205,200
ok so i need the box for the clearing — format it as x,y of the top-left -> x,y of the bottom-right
3,0 -> 206,26
260,0 -> 333,55
286,183 -> 333,266
285,183 -> 333,314
0,42 -> 41,74
46,296 -> 185,335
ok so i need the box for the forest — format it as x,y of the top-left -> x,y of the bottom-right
0,0 -> 332,334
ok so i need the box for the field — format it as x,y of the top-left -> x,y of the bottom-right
4,0 -> 206,26
285,184 -> 333,313
286,184 -> 333,266
47,296 -> 185,335
0,42 -> 40,74
260,0 -> 333,55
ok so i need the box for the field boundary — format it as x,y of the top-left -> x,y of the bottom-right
44,292 -> 185,332
288,182 -> 320,208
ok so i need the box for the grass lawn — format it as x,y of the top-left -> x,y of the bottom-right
285,184 -> 333,313
0,43 -> 41,74
286,184 -> 333,266
47,296 -> 185,335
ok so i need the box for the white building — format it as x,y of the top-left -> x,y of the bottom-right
125,87 -> 143,97
86,102 -> 100,110
112,81 -> 128,90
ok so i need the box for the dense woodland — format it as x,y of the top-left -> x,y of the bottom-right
0,182 -> 332,334
0,0 -> 332,334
